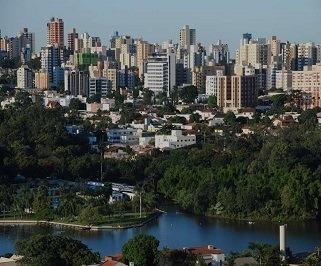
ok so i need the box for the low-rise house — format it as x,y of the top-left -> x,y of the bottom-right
109,191 -> 125,204
46,100 -> 61,109
109,111 -> 121,123
0,255 -> 23,266
107,128 -> 140,145
0,97 -> 15,108
273,115 -> 296,128
208,113 -> 225,127
180,245 -> 225,266
104,147 -> 130,160
155,130 -> 196,150
195,109 -> 215,120
163,113 -> 191,121
102,254 -> 126,266
317,112 -> 321,124
236,108 -> 256,119
86,98 -> 115,112
139,136 -> 155,147
234,256 -> 257,266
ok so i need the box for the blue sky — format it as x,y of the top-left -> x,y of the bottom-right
1,0 -> 321,54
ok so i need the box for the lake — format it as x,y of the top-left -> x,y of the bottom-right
1,206 -> 321,256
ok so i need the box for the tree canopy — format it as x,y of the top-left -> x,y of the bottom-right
16,234 -> 100,266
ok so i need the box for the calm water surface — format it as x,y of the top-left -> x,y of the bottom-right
1,207 -> 321,256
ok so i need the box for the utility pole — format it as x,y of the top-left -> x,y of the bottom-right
100,134 -> 104,182
139,192 -> 142,218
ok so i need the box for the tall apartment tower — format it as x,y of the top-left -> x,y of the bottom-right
16,65 -> 33,89
64,69 -> 89,96
41,45 -> 60,85
67,28 -> 78,52
47,17 -> 64,48
217,75 -> 257,112
297,42 -> 317,70
17,28 -> 35,54
179,25 -> 196,48
144,50 -> 176,96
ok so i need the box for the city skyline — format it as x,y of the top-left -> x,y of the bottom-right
1,0 -> 321,53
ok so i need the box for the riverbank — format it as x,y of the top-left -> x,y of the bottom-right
0,211 -> 162,230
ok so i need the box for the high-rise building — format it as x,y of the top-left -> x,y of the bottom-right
64,69 -> 89,96
47,17 -> 64,48
74,49 -> 98,67
103,68 -> 118,91
275,69 -> 292,91
89,77 -> 109,97
35,69 -> 49,90
137,40 -> 153,75
281,42 -> 297,70
144,51 -> 176,96
41,45 -> 61,85
292,64 -> 321,109
7,37 -> 20,59
209,40 -> 230,65
192,65 -> 225,91
269,36 -> 280,57
236,39 -> 271,67
118,69 -> 136,89
179,25 -> 196,49
16,65 -> 33,88
297,42 -> 317,70
67,28 -> 78,52
217,75 -> 257,112
241,33 -> 252,45
17,28 -> 35,53
205,71 -> 224,96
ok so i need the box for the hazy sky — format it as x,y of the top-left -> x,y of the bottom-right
1,0 -> 321,54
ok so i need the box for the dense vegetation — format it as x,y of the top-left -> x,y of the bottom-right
152,123 -> 321,220
15,234 -> 100,266
2,91 -> 321,221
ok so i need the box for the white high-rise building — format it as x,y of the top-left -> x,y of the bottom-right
205,70 -> 224,96
144,50 -> 176,96
16,65 -> 33,89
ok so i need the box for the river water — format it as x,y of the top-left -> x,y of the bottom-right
1,207 -> 321,256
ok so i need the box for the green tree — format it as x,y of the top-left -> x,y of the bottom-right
33,185 -> 52,219
224,111 -> 237,126
122,234 -> 160,266
69,98 -> 84,111
207,95 -> 217,108
16,234 -> 100,266
304,247 -> 321,266
78,205 -> 100,225
248,242 -> 282,266
178,85 -> 198,103
190,113 -> 201,123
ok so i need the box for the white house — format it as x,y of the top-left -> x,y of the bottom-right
155,130 -> 196,150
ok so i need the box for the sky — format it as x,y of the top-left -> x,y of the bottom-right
1,0 -> 321,54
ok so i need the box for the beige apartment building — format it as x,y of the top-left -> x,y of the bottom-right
35,69 -> 49,90
103,68 -> 117,91
217,75 -> 257,112
192,65 -> 225,91
292,64 -> 321,109
236,41 -> 271,67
